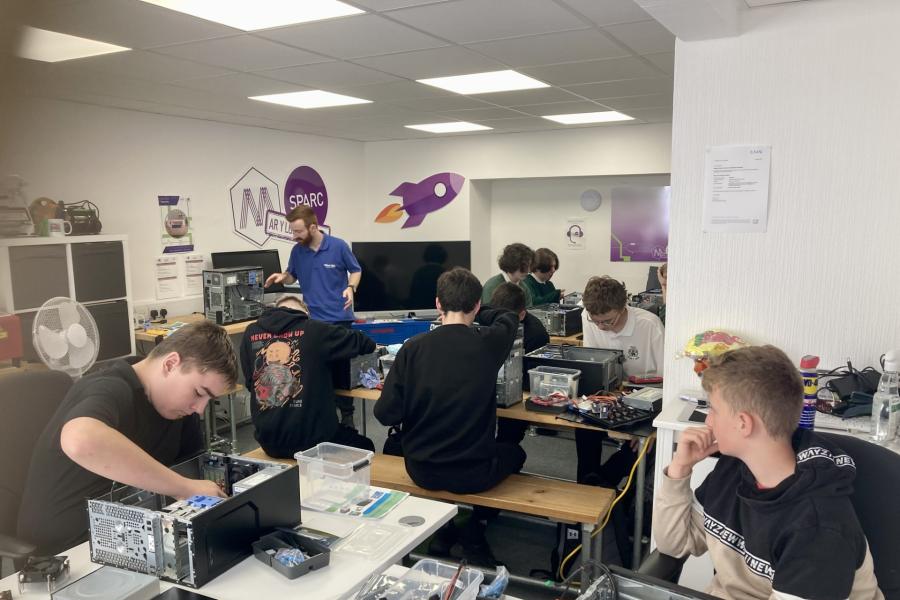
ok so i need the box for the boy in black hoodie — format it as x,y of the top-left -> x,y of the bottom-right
655,345 -> 882,599
240,296 -> 376,458
374,267 -> 524,566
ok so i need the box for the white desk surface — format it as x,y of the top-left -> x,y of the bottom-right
1,496 -> 456,600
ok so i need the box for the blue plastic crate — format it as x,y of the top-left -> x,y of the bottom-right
351,319 -> 432,345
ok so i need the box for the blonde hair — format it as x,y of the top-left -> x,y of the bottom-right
275,295 -> 309,313
701,345 -> 803,439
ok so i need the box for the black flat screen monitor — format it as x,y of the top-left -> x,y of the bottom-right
352,241 -> 471,312
212,249 -> 286,293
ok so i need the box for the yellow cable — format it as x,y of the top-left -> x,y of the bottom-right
557,432 -> 656,581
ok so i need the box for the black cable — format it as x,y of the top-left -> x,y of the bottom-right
557,559 -> 618,600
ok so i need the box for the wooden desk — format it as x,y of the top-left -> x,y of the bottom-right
134,313 -> 256,343
549,332 -> 583,346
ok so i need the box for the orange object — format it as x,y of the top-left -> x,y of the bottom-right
0,314 -> 23,363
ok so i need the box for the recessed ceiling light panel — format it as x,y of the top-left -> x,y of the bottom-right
542,111 -> 634,124
405,122 -> 493,133
417,70 -> 548,95
18,26 -> 130,62
250,90 -> 371,109
139,0 -> 364,31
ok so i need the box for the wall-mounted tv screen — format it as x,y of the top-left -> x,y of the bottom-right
352,241 -> 471,312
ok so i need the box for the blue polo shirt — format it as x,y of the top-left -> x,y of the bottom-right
287,234 -> 360,323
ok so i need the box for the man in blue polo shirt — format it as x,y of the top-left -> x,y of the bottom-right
266,204 -> 362,425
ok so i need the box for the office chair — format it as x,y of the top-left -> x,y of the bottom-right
0,369 -> 73,574
640,432 -> 900,599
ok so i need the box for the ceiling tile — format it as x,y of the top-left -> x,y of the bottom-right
558,0 -> 652,26
261,61 -> 401,87
257,14 -> 449,59
152,36 -> 328,71
465,29 -> 630,68
625,106 -> 672,123
565,77 -> 673,99
388,0 -> 589,44
521,56 -> 659,86
643,51 -> 674,75
353,46 -> 505,79
476,116 -> 559,131
325,80 -> 453,102
169,72 -> 308,97
30,0 -> 239,50
602,20 -> 675,55
434,106 -> 527,120
599,93 -> 672,110
471,86 -> 584,106
347,0 -> 456,10
511,100 -> 616,117
74,50 -> 233,83
390,95 -> 496,111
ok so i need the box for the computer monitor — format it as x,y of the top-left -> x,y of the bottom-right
211,249 -> 287,293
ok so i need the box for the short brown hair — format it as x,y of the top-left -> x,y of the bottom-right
148,321 -> 238,387
497,243 -> 534,274
437,267 -> 482,313
659,263 -> 667,278
490,282 -> 526,313
533,248 -> 559,274
582,276 -> 627,315
275,294 -> 308,313
286,204 -> 317,226
701,345 -> 803,439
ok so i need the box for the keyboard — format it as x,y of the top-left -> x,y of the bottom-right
569,401 -> 658,430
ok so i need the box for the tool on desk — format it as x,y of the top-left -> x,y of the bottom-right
442,559 -> 466,600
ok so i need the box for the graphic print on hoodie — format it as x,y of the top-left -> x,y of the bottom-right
253,335 -> 304,409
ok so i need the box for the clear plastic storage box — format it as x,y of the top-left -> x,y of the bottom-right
294,443 -> 373,512
357,559 -> 484,600
527,365 -> 581,401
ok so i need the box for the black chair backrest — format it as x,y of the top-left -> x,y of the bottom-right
819,432 -> 900,599
0,370 -> 73,535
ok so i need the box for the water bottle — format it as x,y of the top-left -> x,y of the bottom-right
871,351 -> 900,443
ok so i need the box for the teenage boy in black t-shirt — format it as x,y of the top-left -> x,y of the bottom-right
18,321 -> 238,555
374,267 -> 525,566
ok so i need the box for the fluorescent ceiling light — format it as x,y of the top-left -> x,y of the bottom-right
405,122 -> 493,133
542,111 -> 634,124
18,26 -> 130,62
250,90 -> 371,109
417,70 -> 548,95
138,0 -> 364,31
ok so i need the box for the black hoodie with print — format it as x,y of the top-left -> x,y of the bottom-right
239,307 -> 375,458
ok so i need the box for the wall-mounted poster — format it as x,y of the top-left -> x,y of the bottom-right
229,167 -> 281,247
159,195 -> 193,253
565,218 -> 585,251
610,186 -> 670,262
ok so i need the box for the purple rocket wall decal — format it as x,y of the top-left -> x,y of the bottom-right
375,172 -> 465,228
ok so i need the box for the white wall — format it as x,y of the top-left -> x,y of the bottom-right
490,175 -> 669,297
362,124 -> 672,282
0,98 -> 365,313
665,0 -> 900,402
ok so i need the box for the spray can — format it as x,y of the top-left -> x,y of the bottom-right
798,355 -> 820,430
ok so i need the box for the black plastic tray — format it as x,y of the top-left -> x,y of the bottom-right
252,530 -> 330,579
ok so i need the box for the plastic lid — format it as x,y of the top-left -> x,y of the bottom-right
885,349 -> 899,373
799,355 -> 820,369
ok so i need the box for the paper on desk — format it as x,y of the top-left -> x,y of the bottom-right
702,145 -> 771,233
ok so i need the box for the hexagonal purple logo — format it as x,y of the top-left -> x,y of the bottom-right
283,165 -> 328,226
229,167 -> 281,247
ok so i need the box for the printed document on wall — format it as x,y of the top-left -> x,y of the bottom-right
702,145 -> 771,233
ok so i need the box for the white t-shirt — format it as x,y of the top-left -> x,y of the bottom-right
581,305 -> 664,376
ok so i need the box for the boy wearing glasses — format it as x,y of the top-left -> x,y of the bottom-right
576,276 -> 664,493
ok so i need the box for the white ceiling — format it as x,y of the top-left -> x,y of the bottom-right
9,0 -> 678,142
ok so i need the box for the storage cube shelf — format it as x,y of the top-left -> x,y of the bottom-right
0,235 -> 135,362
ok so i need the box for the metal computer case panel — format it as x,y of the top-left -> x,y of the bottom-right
527,304 -> 583,337
88,453 -> 300,588
202,267 -> 264,325
524,344 -> 624,396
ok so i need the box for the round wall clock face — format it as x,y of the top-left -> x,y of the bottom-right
165,208 -> 189,238
580,189 -> 602,212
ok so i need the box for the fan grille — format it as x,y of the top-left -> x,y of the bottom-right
32,296 -> 100,377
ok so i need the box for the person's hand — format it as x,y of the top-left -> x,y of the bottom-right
669,426 -> 718,479
342,286 -> 354,309
265,272 -> 288,287
179,477 -> 227,499
558,289 -> 566,300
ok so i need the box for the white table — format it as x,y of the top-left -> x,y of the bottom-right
0,495 -> 456,600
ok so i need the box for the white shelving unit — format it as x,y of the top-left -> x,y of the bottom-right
0,234 -> 135,361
